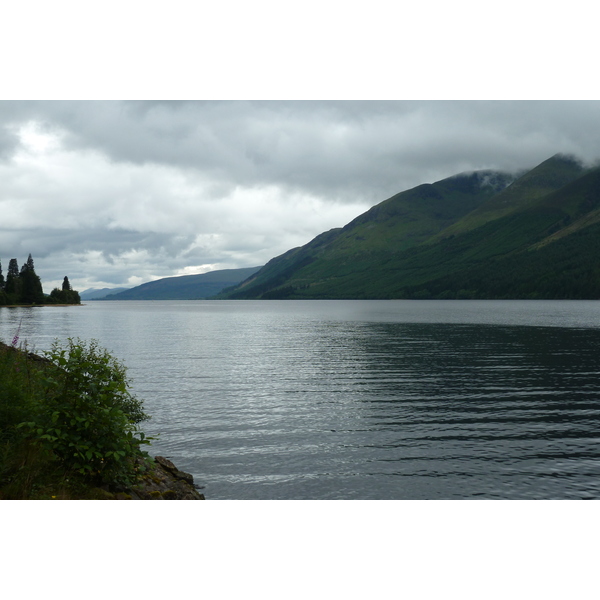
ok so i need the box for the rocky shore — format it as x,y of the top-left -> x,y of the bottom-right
130,456 -> 205,500
90,456 -> 205,500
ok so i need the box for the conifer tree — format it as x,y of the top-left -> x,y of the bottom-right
19,254 -> 44,304
62,276 -> 71,291
7,258 -> 19,278
5,258 -> 20,296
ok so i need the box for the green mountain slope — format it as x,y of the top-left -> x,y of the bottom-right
218,170 -> 516,299
219,154 -> 600,300
102,267 -> 262,300
430,153 -> 586,240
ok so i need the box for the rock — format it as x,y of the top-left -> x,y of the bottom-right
154,456 -> 195,485
128,456 -> 205,500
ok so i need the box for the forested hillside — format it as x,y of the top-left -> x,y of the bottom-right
218,154 -> 600,299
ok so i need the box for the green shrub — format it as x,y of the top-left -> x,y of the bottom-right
15,338 -> 153,489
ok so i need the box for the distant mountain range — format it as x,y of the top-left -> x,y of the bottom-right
89,267 -> 262,300
80,287 -> 131,300
217,154 -> 600,299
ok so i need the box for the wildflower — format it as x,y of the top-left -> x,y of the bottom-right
11,318 -> 22,347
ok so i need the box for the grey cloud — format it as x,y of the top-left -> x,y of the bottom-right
1,227 -> 197,287
0,126 -> 19,160
1,227 -> 193,257
5,100 -> 597,204
2,101 -> 600,289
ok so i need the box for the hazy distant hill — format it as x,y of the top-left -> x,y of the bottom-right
101,267 -> 262,300
218,154 -> 600,299
80,287 -> 131,300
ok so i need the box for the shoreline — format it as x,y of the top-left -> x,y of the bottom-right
0,304 -> 85,308
125,456 -> 205,500
0,341 -> 204,500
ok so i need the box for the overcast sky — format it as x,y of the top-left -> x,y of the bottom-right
1,100 -> 600,292
0,101 -> 600,292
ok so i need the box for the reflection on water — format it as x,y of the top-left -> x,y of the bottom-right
2,300 -> 600,499
343,324 -> 600,499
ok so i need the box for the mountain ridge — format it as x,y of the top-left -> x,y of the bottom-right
217,154 -> 600,300
430,153 -> 587,241
80,287 -> 131,300
100,267 -> 262,300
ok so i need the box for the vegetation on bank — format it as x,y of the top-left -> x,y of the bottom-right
0,255 -> 80,305
0,338 -> 153,499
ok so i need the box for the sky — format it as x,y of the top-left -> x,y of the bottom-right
2,100 -> 600,293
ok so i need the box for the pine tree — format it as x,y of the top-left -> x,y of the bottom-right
62,276 -> 71,291
7,258 -> 19,278
0,259 -> 4,289
5,258 -> 20,297
19,254 -> 44,304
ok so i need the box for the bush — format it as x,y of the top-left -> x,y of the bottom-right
11,338 -> 152,491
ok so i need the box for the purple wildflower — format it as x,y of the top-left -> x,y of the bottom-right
11,318 -> 22,347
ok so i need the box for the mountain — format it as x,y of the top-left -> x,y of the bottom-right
428,153 -> 585,240
218,154 -> 600,299
101,267 -> 262,300
80,287 -> 131,300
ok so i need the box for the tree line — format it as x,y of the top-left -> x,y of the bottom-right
0,254 -> 80,305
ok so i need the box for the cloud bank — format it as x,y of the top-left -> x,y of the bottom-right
1,100 -> 600,292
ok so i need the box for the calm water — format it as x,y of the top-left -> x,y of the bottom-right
2,299 -> 600,499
